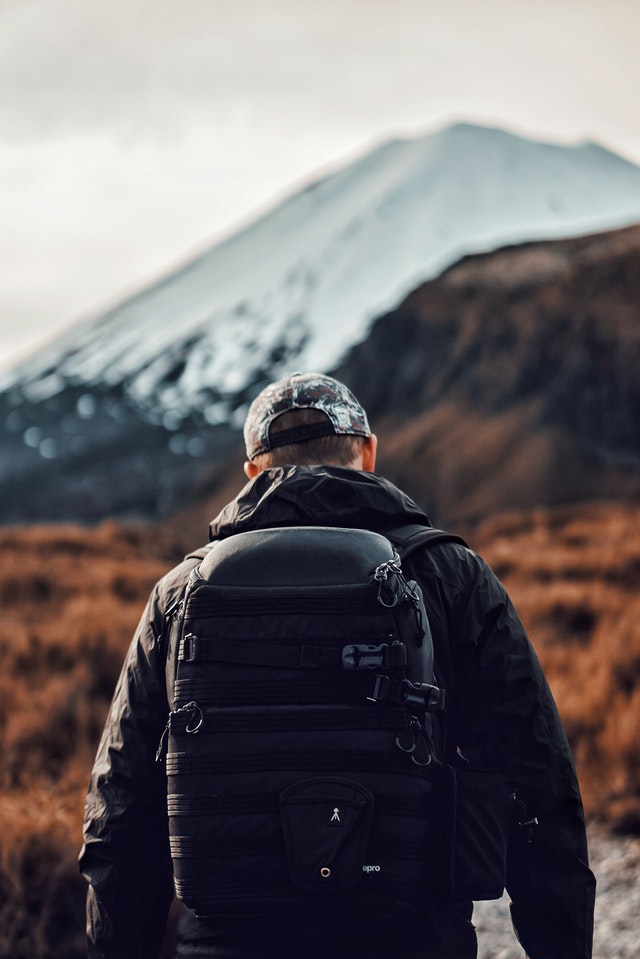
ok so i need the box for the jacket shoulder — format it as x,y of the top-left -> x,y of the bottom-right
152,545 -> 212,614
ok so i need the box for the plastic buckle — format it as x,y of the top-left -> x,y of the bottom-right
342,644 -> 386,670
425,684 -> 445,709
367,674 -> 394,702
401,681 -> 431,708
180,633 -> 197,662
367,676 -> 443,708
400,680 -> 444,709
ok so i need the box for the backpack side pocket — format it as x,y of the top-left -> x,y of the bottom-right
453,766 -> 514,900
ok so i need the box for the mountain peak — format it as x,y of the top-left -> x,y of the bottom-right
2,122 -> 640,526
5,122 -> 640,424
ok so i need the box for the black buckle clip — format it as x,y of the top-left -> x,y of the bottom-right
342,642 -> 407,671
180,632 -> 197,662
367,675 -> 444,709
342,644 -> 387,670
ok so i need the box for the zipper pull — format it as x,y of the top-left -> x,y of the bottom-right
155,701 -> 203,763
374,551 -> 404,607
395,715 -> 432,766
155,718 -> 170,763
409,715 -> 433,767
155,596 -> 185,651
179,700 -> 203,734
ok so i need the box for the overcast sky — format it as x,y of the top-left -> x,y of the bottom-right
1,0 -> 639,373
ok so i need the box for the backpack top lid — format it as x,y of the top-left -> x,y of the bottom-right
199,526 -> 397,587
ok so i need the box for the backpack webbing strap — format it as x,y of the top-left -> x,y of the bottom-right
167,791 -> 428,819
384,523 -> 467,562
184,544 -> 215,562
383,522 -> 467,766
179,636 -> 408,670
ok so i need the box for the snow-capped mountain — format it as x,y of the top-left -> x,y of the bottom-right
3,122 -> 640,525
5,122 -> 640,423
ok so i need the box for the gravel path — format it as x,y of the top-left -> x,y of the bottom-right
473,826 -> 640,958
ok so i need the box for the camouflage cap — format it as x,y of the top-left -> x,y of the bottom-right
243,372 -> 371,460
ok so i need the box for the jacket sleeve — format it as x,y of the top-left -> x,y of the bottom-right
450,548 -> 596,959
79,572 -> 183,959
413,543 -> 595,959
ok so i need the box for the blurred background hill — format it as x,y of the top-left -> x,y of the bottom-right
335,223 -> 640,526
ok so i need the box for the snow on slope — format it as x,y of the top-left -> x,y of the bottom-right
6,122 -> 640,420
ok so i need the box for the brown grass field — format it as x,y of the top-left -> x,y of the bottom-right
0,503 -> 638,957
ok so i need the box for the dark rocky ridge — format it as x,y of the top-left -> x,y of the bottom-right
333,224 -> 640,526
2,224 -> 640,527
0,382 -> 239,523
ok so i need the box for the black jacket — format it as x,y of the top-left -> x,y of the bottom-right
80,466 -> 595,959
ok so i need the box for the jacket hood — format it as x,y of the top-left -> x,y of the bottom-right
209,466 -> 431,541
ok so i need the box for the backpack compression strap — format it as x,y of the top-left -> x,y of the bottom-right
384,523 -> 468,766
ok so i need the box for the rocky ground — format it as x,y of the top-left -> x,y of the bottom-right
473,826 -> 640,958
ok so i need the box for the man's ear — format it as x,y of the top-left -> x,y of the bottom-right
243,460 -> 260,479
362,434 -> 377,473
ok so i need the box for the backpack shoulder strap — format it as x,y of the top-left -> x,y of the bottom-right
162,543 -> 216,704
384,523 -> 468,563
385,524 -> 466,766
184,543 -> 215,563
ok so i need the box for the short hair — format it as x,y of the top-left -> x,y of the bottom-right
250,408 -> 366,469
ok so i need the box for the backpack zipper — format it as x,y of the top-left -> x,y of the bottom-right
155,700 -> 203,762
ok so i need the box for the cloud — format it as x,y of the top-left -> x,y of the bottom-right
3,0 -> 636,147
1,0 -> 639,372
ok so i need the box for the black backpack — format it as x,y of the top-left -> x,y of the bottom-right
158,523 -> 508,936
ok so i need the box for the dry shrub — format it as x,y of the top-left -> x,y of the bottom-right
0,761 -> 87,959
1,505 -> 640,956
471,501 -> 640,832
0,521 -> 184,959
